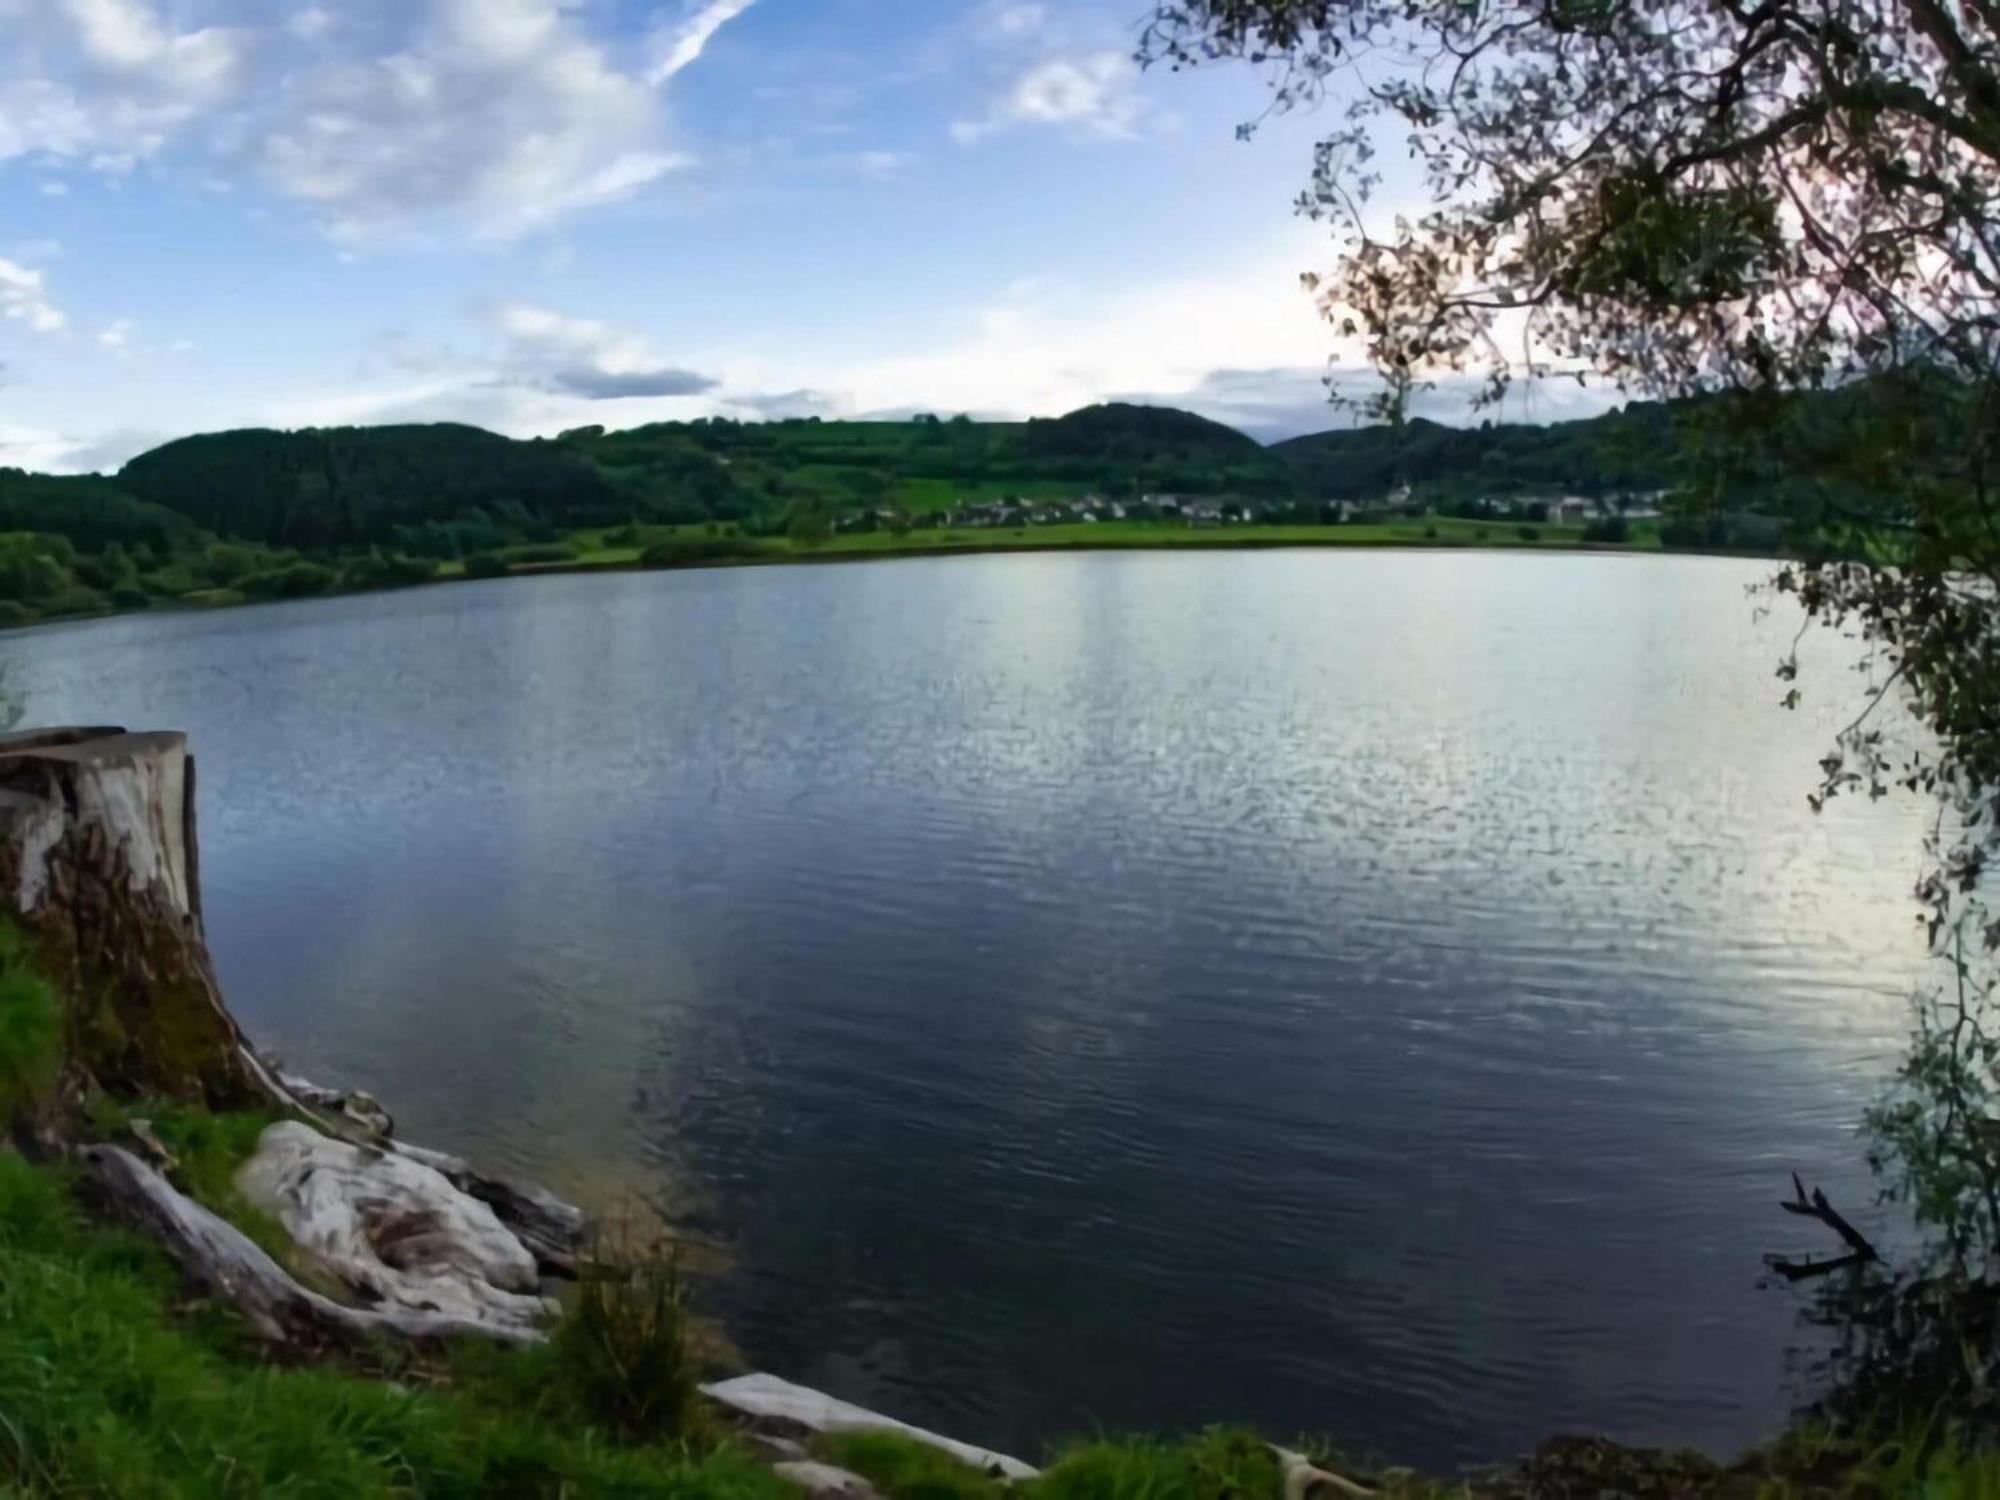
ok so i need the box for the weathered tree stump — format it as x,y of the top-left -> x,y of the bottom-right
0,726 -> 584,1346
0,727 -> 262,1106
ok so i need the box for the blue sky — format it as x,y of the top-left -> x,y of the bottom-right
0,0 -> 1611,472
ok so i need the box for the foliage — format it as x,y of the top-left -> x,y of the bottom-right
0,923 -> 60,1119
118,425 -> 621,548
815,1431 -> 1010,1500
237,562 -> 338,601
461,552 -> 509,580
0,1149 -> 791,1498
339,551 -> 436,592
551,1233 -> 701,1443
1273,402 -> 1680,500
1035,1430 -> 1280,1500
819,1428 -> 1279,1500
1580,515 -> 1630,544
1144,0 -> 2000,1436
639,538 -> 767,568
500,542 -> 579,566
0,469 -> 196,552
786,509 -> 834,546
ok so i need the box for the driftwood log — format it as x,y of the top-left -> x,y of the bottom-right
0,726 -> 583,1343
82,1143 -> 539,1347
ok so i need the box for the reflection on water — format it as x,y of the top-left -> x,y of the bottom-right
5,550 -> 1931,1467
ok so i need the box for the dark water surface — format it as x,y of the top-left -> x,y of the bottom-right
7,550 -> 1932,1468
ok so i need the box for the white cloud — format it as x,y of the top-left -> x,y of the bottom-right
978,3 -> 1049,41
0,257 -> 66,334
96,316 -> 133,349
265,242 -> 1346,440
952,52 -> 1147,143
648,0 -> 757,85
0,0 -> 248,168
844,149 -> 910,178
287,6 -> 333,42
488,301 -> 718,399
0,420 -> 163,471
0,0 -> 745,244
770,240 -> 1337,420
0,422 -> 91,470
256,0 -> 689,244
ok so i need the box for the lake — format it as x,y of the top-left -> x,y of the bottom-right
3,549 -> 1933,1470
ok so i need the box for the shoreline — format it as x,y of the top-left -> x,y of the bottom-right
0,525 -> 1787,638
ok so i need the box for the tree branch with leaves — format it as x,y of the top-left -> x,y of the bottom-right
1144,0 -> 2000,1421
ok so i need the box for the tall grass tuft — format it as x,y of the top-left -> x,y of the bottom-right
553,1230 -> 702,1443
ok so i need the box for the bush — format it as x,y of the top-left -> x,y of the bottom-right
70,555 -> 120,590
501,543 -> 578,566
552,1236 -> 698,1441
40,584 -> 107,617
1422,525 -> 1439,540
639,538 -> 761,568
462,553 -> 509,580
0,922 -> 60,1118
1581,515 -> 1631,543
786,510 -> 833,547
1517,525 -> 1541,541
239,563 -> 338,600
202,544 -> 262,587
109,583 -> 152,610
0,600 -> 32,627
340,553 -> 435,592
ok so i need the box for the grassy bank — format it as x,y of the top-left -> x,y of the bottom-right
2,1128 -> 1993,1500
539,514 -> 1669,571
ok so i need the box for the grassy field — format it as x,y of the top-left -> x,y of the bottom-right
499,517 -> 1667,580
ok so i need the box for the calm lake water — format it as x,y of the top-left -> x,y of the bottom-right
5,550 -> 1934,1469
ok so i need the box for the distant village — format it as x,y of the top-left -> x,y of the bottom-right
833,486 -> 1671,533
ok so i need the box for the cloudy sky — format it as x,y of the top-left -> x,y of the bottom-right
0,0 -> 1613,472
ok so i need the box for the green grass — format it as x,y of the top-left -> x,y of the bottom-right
820,1421 -> 2000,1500
1,1130 -> 1995,1497
0,922 -> 60,1117
0,1148 -> 795,1498
816,1429 -> 1281,1500
83,1096 -> 298,1269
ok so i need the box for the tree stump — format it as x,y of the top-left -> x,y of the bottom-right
0,727 -> 261,1106
0,726 -> 584,1344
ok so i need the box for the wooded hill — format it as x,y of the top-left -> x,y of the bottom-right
0,393 -> 1820,625
71,397 -> 1698,557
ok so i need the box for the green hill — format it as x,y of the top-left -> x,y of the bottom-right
1270,402 -> 1684,500
0,469 -> 199,552
118,425 -> 622,548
